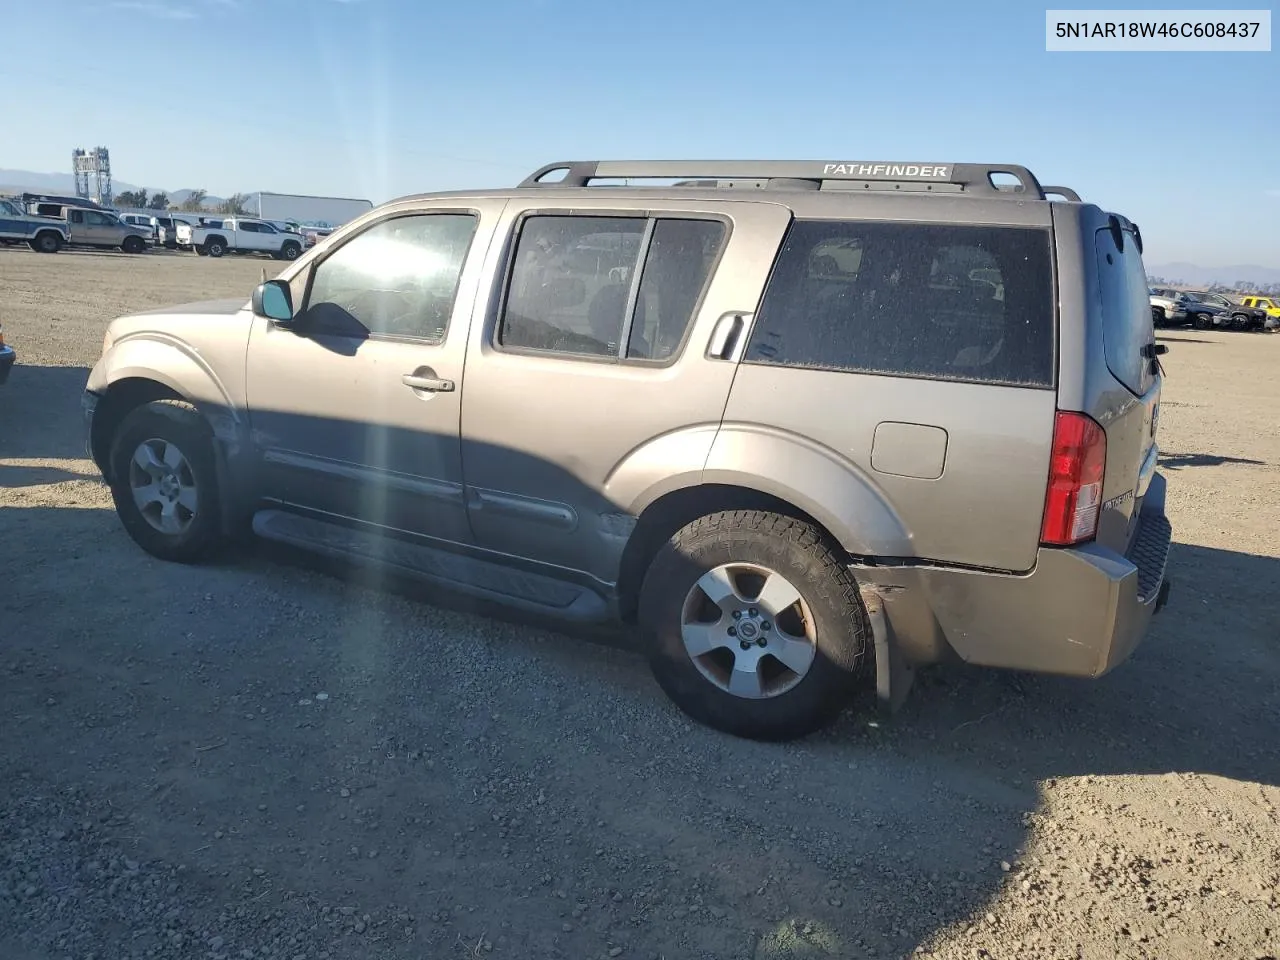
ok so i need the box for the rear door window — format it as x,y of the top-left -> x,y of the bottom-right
1095,226 -> 1155,397
498,214 -> 725,361
744,220 -> 1055,387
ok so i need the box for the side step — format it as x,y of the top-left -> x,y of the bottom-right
252,509 -> 611,622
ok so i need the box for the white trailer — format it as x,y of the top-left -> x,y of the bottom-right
251,192 -> 374,229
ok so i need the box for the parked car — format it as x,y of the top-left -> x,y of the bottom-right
183,217 -> 304,260
1184,291 -> 1266,331
0,318 -> 14,385
154,216 -> 195,250
57,206 -> 153,253
82,158 -> 1172,741
1149,287 -> 1194,327
0,196 -> 69,253
1238,295 -> 1280,329
173,218 -> 223,251
301,226 -> 333,249
118,213 -> 158,241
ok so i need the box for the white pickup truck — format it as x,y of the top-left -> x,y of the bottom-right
177,217 -> 305,260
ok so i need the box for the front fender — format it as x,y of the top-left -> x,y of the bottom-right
89,333 -> 242,437
703,423 -> 913,558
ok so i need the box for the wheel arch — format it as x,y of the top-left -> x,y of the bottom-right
90,377 -> 186,476
607,425 -> 913,622
88,340 -> 242,478
32,228 -> 63,251
615,483 -> 837,623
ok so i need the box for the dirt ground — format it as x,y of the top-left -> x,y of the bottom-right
1,247 -> 1277,960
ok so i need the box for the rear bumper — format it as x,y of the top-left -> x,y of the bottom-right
860,472 -> 1173,679
0,346 -> 15,385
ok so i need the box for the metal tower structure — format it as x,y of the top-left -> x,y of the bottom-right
72,147 -> 112,206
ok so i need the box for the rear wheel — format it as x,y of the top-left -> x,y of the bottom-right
1192,312 -> 1212,330
107,400 -> 224,564
639,510 -> 870,741
1231,313 -> 1251,331
29,231 -> 62,254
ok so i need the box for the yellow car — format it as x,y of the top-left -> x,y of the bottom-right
1240,296 -> 1280,326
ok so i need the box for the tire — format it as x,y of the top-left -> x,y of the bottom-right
106,400 -> 224,564
206,238 -> 226,258
194,244 -> 208,256
1230,313 -> 1251,331
638,510 -> 870,741
280,241 -> 301,261
121,235 -> 146,254
1151,306 -> 1165,327
1191,312 -> 1212,330
28,231 -> 62,254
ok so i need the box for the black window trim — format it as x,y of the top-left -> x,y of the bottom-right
741,215 -> 1060,391
298,207 -> 482,347
490,208 -> 732,369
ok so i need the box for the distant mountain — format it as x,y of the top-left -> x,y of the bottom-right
0,168 -> 148,197
0,169 -> 225,209
1146,262 -> 1280,287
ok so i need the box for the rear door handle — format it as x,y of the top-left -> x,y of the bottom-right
706,312 -> 750,361
402,373 -> 455,393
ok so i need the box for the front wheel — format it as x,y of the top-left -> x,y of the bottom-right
1192,312 -> 1212,330
280,241 -> 301,261
107,400 -> 224,564
638,510 -> 870,741
1230,313 -> 1252,331
121,235 -> 146,254
1151,307 -> 1165,328
206,239 -> 226,258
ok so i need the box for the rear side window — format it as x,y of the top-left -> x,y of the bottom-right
499,214 -> 725,361
745,220 -> 1055,387
1095,226 -> 1155,397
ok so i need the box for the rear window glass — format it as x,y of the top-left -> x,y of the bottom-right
744,220 -> 1056,387
1095,226 -> 1155,397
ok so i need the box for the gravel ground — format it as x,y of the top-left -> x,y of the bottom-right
1,247 -> 1278,960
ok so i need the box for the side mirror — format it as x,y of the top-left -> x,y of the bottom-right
252,279 -> 295,324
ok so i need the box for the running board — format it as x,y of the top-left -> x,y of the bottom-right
251,509 -> 611,622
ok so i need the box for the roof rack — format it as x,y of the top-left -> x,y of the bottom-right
1042,185 -> 1082,202
519,160 -> 1050,199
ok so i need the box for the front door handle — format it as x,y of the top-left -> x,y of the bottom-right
402,373 -> 455,393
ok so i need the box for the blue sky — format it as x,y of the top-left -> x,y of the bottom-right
1,0 -> 1275,265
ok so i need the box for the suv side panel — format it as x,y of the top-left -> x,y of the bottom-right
720,212 -> 1059,573
459,197 -> 793,585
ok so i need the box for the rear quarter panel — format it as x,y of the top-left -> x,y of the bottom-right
717,193 -> 1060,572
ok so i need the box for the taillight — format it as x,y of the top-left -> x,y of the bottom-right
1040,411 -> 1107,546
